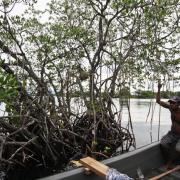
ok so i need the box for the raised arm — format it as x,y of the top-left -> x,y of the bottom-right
156,83 -> 170,109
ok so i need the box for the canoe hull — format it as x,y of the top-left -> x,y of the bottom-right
38,142 -> 164,180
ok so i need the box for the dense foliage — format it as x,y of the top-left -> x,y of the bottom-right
0,0 -> 179,179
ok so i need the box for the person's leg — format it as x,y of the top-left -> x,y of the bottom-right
175,139 -> 180,152
174,139 -> 180,164
160,132 -> 173,149
160,144 -> 169,162
160,132 -> 175,168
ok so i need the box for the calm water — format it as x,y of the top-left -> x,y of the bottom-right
118,99 -> 171,148
0,99 -> 172,148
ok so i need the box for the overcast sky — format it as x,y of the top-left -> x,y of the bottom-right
10,0 -> 50,16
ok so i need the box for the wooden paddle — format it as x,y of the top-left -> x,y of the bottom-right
149,165 -> 180,180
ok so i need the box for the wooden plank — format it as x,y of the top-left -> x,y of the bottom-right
149,165 -> 180,180
80,156 -> 109,177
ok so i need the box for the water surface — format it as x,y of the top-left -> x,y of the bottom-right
119,99 -> 171,148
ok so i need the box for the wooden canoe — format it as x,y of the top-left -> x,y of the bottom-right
38,142 -> 180,180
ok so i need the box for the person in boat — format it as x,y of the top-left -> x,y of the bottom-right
156,82 -> 180,168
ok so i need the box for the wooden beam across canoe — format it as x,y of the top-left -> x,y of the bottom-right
80,156 -> 109,177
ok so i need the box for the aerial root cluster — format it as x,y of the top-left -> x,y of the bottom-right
0,111 -> 134,179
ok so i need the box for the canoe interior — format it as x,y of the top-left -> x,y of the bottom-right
146,167 -> 180,180
38,142 -> 180,180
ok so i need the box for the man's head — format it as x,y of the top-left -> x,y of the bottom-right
168,96 -> 180,109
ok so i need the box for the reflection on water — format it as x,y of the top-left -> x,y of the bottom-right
115,98 -> 171,125
134,99 -> 153,106
118,99 -> 171,148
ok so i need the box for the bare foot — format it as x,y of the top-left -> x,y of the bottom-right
163,161 -> 174,170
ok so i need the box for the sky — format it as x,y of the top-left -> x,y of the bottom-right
10,0 -> 51,16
